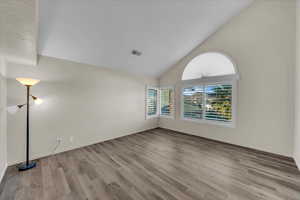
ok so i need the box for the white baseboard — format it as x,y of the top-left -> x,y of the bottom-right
8,126 -> 159,166
0,163 -> 7,184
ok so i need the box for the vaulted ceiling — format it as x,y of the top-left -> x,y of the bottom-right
1,0 -> 253,77
39,0 -> 253,77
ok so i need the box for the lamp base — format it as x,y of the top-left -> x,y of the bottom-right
18,162 -> 37,171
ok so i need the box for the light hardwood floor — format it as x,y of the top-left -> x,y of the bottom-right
0,128 -> 300,200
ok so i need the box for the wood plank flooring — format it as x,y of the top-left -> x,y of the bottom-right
1,128 -> 300,200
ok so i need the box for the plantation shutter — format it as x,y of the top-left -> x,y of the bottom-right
204,84 -> 232,122
160,88 -> 174,116
183,86 -> 204,119
147,88 -> 158,116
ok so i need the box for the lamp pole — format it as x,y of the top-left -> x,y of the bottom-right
15,78 -> 40,171
26,85 -> 30,166
18,85 -> 36,171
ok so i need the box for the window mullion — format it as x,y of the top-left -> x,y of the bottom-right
158,88 -> 161,116
202,84 -> 206,120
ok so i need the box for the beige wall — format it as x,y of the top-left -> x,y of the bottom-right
0,0 -> 37,65
295,0 -> 300,168
6,56 -> 158,165
159,0 -> 295,157
0,57 -> 7,182
4,0 -> 297,166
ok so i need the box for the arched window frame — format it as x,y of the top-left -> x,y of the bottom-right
180,52 -> 238,128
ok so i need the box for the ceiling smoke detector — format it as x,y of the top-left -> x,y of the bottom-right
132,50 -> 142,56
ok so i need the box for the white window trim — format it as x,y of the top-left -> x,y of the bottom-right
181,76 -> 237,128
146,86 -> 159,119
159,86 -> 175,119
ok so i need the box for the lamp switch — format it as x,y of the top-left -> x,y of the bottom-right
70,136 -> 74,143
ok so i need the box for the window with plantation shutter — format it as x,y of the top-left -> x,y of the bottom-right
146,86 -> 175,119
160,87 -> 174,118
181,81 -> 235,127
205,84 -> 232,122
147,88 -> 158,118
182,86 -> 204,120
180,52 -> 238,127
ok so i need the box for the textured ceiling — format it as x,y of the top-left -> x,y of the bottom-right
0,0 -> 37,65
38,0 -> 253,77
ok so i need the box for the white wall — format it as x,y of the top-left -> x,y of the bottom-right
159,0 -> 295,157
0,0 -> 37,65
295,0 -> 300,168
0,57 -> 7,182
6,56 -> 158,165
4,0 -> 296,166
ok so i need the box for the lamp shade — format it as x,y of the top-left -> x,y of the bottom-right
34,98 -> 43,105
31,95 -> 43,105
16,78 -> 40,86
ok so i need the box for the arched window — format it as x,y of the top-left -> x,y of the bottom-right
182,52 -> 238,81
181,52 -> 238,127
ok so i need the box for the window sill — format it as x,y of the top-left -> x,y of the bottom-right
146,115 -> 159,119
146,115 -> 175,120
181,117 -> 235,128
159,115 -> 175,119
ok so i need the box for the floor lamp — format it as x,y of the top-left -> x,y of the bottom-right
16,78 -> 41,171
